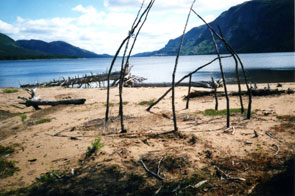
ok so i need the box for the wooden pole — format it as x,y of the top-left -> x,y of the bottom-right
105,0 -> 153,123
217,25 -> 244,113
146,55 -> 232,111
118,0 -> 155,133
171,0 -> 196,132
192,9 -> 252,119
211,76 -> 218,110
210,30 -> 230,128
186,74 -> 192,109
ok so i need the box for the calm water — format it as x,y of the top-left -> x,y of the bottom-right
0,52 -> 294,88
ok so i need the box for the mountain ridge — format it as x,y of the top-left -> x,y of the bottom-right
0,33 -> 111,60
16,39 -> 111,58
135,0 -> 294,56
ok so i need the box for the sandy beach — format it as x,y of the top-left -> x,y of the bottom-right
0,83 -> 294,195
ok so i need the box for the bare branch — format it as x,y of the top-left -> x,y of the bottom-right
171,0 -> 196,131
210,29 -> 230,127
191,9 -> 252,119
146,55 -> 232,111
140,159 -> 164,181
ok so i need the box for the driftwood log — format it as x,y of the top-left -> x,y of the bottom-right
20,99 -> 86,110
18,88 -> 86,110
132,80 -> 222,88
185,88 -> 294,99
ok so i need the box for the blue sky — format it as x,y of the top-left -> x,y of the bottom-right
0,0 -> 249,54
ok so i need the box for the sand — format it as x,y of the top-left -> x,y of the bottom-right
0,83 -> 294,194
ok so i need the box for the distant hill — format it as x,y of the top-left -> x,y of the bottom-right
0,32 -> 111,60
0,33 -> 62,60
16,40 -> 111,58
135,0 -> 294,56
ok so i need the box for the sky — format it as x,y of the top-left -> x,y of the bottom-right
0,0 -> 250,55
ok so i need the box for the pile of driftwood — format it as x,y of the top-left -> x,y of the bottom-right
20,68 -> 146,88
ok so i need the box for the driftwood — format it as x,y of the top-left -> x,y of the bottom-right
20,71 -> 126,88
272,144 -> 280,155
20,69 -> 146,89
265,131 -> 283,143
20,99 -> 86,110
215,166 -> 246,182
140,159 -> 164,181
184,180 -> 208,190
185,88 -> 294,99
132,80 -> 222,88
18,88 -> 86,110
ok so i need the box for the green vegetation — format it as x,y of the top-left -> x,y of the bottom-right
104,103 -> 115,107
0,160 -> 20,178
35,118 -> 51,125
104,102 -> 128,107
257,144 -> 264,152
0,145 -> 19,178
86,136 -> 104,158
202,108 -> 244,116
20,114 -> 27,122
36,170 -> 63,184
277,115 -> 295,122
0,145 -> 14,156
138,99 -> 155,106
2,88 -> 18,94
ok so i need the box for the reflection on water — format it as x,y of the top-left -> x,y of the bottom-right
0,52 -> 294,87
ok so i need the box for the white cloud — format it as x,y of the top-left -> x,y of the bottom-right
104,0 -> 142,10
104,12 -> 135,28
0,20 -> 18,34
72,5 -> 96,14
104,0 -> 250,12
72,5 -> 105,26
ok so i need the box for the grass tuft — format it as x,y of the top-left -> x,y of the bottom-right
86,136 -> 104,158
0,145 -> 14,156
2,88 -> 18,94
37,170 -> 62,184
277,115 -> 295,122
203,108 -> 244,116
104,102 -> 129,107
20,114 -> 27,122
0,160 -> 20,178
35,118 -> 51,125
138,99 -> 155,106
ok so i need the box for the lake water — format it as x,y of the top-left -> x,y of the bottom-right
0,52 -> 294,88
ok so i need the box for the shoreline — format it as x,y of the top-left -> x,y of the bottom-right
1,79 -> 295,89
